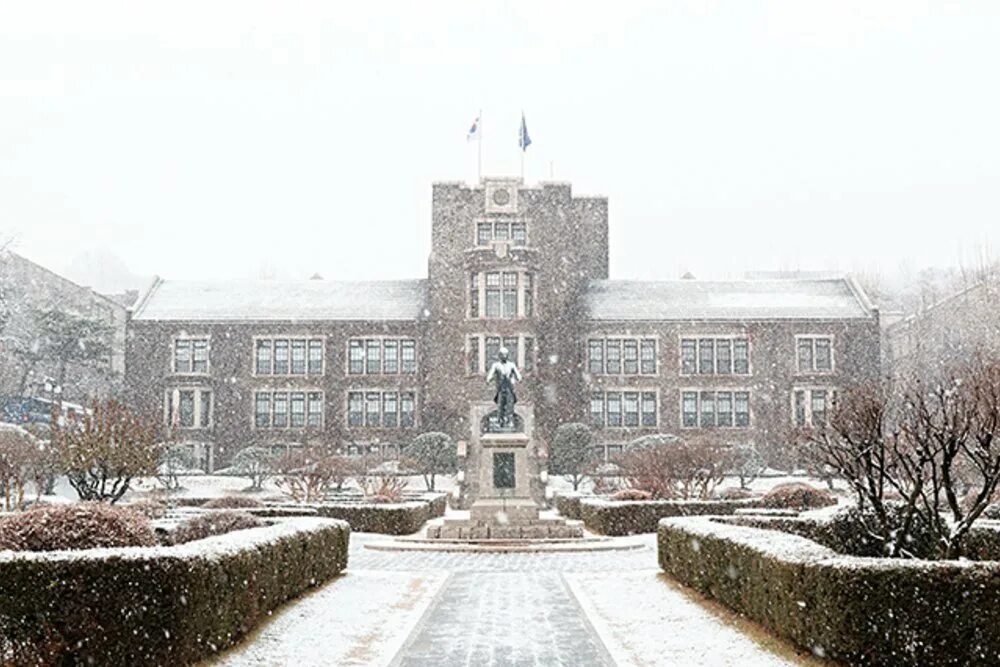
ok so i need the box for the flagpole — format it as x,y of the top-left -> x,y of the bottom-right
477,108 -> 483,182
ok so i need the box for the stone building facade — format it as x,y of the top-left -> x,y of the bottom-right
124,177 -> 881,470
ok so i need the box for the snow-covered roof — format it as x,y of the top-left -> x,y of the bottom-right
131,278 -> 427,322
584,278 -> 875,321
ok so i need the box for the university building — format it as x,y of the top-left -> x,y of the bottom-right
124,177 -> 881,470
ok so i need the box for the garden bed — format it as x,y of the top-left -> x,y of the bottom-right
565,495 -> 766,535
658,515 -> 1000,665
0,517 -> 350,666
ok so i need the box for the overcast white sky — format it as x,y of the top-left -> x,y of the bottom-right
2,1 -> 998,290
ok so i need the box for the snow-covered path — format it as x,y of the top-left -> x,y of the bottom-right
210,533 -> 819,667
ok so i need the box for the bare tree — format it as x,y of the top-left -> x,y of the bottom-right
275,443 -> 355,502
53,400 -> 163,503
620,434 -> 727,500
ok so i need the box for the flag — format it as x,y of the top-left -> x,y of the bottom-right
519,112 -> 531,151
467,115 -> 480,141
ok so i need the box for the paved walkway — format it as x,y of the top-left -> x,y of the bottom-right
212,533 -> 817,667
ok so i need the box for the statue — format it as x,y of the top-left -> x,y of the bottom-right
485,346 -> 522,430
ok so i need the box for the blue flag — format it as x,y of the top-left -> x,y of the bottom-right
519,112 -> 531,151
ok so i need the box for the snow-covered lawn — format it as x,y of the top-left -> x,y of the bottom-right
566,570 -> 824,666
211,570 -> 447,667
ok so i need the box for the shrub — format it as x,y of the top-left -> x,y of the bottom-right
581,496 -> 765,535
611,488 -> 652,501
718,486 -> 755,500
168,510 -> 263,545
0,518 -> 349,665
229,446 -> 276,490
54,399 -> 163,503
402,432 -> 458,491
275,445 -> 357,502
0,424 -> 41,510
0,502 -> 157,551
202,495 -> 265,510
620,434 -> 727,499
550,423 -> 596,491
157,443 -> 196,491
729,443 -> 766,489
761,482 -> 836,510
358,474 -> 408,502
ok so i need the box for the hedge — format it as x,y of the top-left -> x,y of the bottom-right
574,497 -> 766,535
658,516 -> 1000,666
0,517 -> 350,666
240,493 -> 448,535
555,494 -> 583,520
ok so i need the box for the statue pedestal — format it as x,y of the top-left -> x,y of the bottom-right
427,404 -> 583,540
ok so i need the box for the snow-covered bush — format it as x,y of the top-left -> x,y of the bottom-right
54,399 -> 163,503
717,486 -> 755,500
0,517 -> 349,665
167,510 -> 263,545
620,434 -> 727,499
275,445 -> 357,501
229,446 -> 276,491
760,482 -> 836,510
819,503 -> 937,558
358,473 -> 408,502
0,502 -> 156,551
611,488 -> 652,501
156,443 -> 196,491
202,495 -> 265,510
402,431 -> 457,491
312,495 -> 446,534
126,498 -> 167,519
580,496 -> 765,535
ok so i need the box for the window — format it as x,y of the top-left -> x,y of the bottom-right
365,392 -> 380,426
253,390 -> 323,428
606,339 -> 622,374
477,222 -> 492,246
641,340 -> 656,374
511,222 -> 527,245
623,340 -> 639,374
256,338 -> 324,375
477,220 -> 528,246
346,390 -> 416,429
503,337 -> 519,369
485,336 -> 501,369
469,272 -> 480,317
348,392 -> 363,426
588,340 -> 604,374
590,392 -> 604,427
468,336 -> 480,374
366,340 -> 381,374
255,340 -> 272,374
797,336 -> 834,373
274,340 -> 289,374
682,390 -> 751,428
401,340 -> 417,373
682,392 -> 698,427
383,340 -> 398,374
173,338 -> 209,374
308,340 -> 324,374
793,387 -> 836,426
166,387 -> 212,429
590,391 -> 658,429
349,340 -> 364,375
470,271 -> 533,319
641,392 -> 657,426
623,392 -> 639,426
681,337 -> 750,376
383,392 -> 398,428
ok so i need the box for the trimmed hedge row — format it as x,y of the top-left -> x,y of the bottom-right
0,517 -> 349,666
659,516 -> 1000,666
572,496 -> 766,535
555,494 -> 583,520
241,494 -> 448,534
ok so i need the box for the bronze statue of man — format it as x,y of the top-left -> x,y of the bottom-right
486,346 -> 522,429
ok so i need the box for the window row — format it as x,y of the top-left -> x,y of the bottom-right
255,391 -> 325,428
681,390 -> 751,428
173,338 -> 209,374
588,338 -> 657,375
348,338 -> 417,375
468,334 -> 536,374
255,338 -> 325,375
476,221 -> 527,246
347,391 -> 416,428
680,338 -> 750,376
165,387 -> 213,429
590,391 -> 659,428
469,271 -> 534,319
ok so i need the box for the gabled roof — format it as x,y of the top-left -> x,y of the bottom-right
131,278 -> 427,322
584,277 -> 875,321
